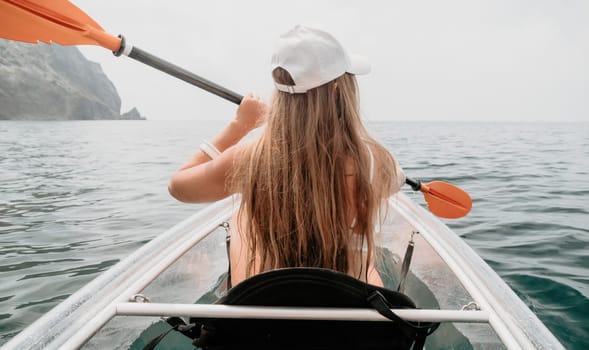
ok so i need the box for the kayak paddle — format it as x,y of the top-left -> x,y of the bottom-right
0,0 -> 473,218
405,177 -> 472,219
0,0 -> 242,104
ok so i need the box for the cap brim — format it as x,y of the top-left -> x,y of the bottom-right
347,54 -> 371,75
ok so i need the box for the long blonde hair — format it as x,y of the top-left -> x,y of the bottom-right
232,68 -> 398,279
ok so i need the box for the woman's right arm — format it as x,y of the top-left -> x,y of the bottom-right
168,142 -> 242,203
168,93 -> 267,203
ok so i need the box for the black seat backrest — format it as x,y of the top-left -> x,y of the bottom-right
190,268 -> 439,350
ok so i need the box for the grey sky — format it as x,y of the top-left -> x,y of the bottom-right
75,0 -> 588,121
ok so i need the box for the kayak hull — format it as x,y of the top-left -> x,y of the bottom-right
1,194 -> 563,350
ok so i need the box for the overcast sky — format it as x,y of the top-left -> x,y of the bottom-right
74,0 -> 588,122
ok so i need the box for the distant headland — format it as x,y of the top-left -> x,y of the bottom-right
0,39 -> 144,120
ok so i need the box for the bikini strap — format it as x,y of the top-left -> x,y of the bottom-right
366,143 -> 374,183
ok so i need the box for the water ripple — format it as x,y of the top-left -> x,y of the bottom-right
18,259 -> 119,280
0,259 -> 84,273
14,295 -> 70,310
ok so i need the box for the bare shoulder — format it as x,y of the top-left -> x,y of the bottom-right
365,141 -> 405,194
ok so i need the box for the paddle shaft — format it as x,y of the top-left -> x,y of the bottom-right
405,177 -> 422,191
115,36 -> 243,105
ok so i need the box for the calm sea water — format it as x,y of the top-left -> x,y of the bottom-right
0,121 -> 587,348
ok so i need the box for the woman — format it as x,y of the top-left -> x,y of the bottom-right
169,25 -> 405,288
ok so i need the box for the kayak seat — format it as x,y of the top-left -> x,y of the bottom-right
184,267 -> 439,350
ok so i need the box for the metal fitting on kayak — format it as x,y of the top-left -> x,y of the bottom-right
130,294 -> 151,303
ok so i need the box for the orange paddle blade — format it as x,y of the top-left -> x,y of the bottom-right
421,181 -> 472,219
0,0 -> 121,51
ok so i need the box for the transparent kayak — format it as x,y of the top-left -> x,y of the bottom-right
1,193 -> 564,349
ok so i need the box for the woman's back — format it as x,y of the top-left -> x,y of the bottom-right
228,141 -> 400,287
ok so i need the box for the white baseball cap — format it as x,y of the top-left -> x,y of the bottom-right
271,25 -> 371,94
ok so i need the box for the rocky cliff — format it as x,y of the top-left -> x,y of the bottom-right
0,39 -> 143,120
